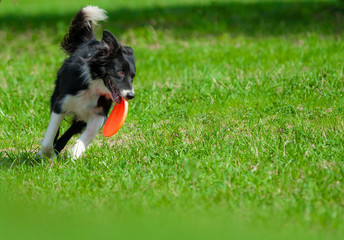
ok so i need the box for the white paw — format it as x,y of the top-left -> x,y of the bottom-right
70,140 -> 86,160
38,145 -> 56,159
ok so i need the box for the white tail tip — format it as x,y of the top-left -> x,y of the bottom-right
82,5 -> 108,25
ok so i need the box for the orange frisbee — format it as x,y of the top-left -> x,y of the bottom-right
103,99 -> 128,137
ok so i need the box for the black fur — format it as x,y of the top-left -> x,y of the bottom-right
61,8 -> 95,55
54,120 -> 87,154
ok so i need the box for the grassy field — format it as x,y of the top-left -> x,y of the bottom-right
1,0 -> 344,239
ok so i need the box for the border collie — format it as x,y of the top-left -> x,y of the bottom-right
38,6 -> 136,159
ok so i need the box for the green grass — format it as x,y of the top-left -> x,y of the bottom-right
1,0 -> 344,239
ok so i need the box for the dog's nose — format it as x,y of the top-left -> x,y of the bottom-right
125,92 -> 135,100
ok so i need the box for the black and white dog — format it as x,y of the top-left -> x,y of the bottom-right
39,6 -> 136,159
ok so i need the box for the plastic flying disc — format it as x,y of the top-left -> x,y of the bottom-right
103,99 -> 128,137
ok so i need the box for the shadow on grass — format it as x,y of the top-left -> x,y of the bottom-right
0,150 -> 43,169
1,1 -> 344,38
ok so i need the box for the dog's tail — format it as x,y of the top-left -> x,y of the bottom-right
61,6 -> 107,55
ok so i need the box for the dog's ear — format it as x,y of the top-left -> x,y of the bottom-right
101,30 -> 120,56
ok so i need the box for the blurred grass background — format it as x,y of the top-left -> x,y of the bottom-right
1,0 -> 344,239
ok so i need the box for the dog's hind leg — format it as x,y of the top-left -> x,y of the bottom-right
38,112 -> 65,159
70,115 -> 105,159
54,120 -> 87,154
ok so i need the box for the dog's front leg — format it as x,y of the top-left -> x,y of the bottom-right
70,115 -> 105,159
39,112 -> 65,159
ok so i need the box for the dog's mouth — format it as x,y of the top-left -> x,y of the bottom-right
107,79 -> 122,104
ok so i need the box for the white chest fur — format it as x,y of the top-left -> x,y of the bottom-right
61,79 -> 111,122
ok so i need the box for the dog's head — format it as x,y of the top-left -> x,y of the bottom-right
91,30 -> 136,104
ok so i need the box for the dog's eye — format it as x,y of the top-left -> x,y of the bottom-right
117,70 -> 125,76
